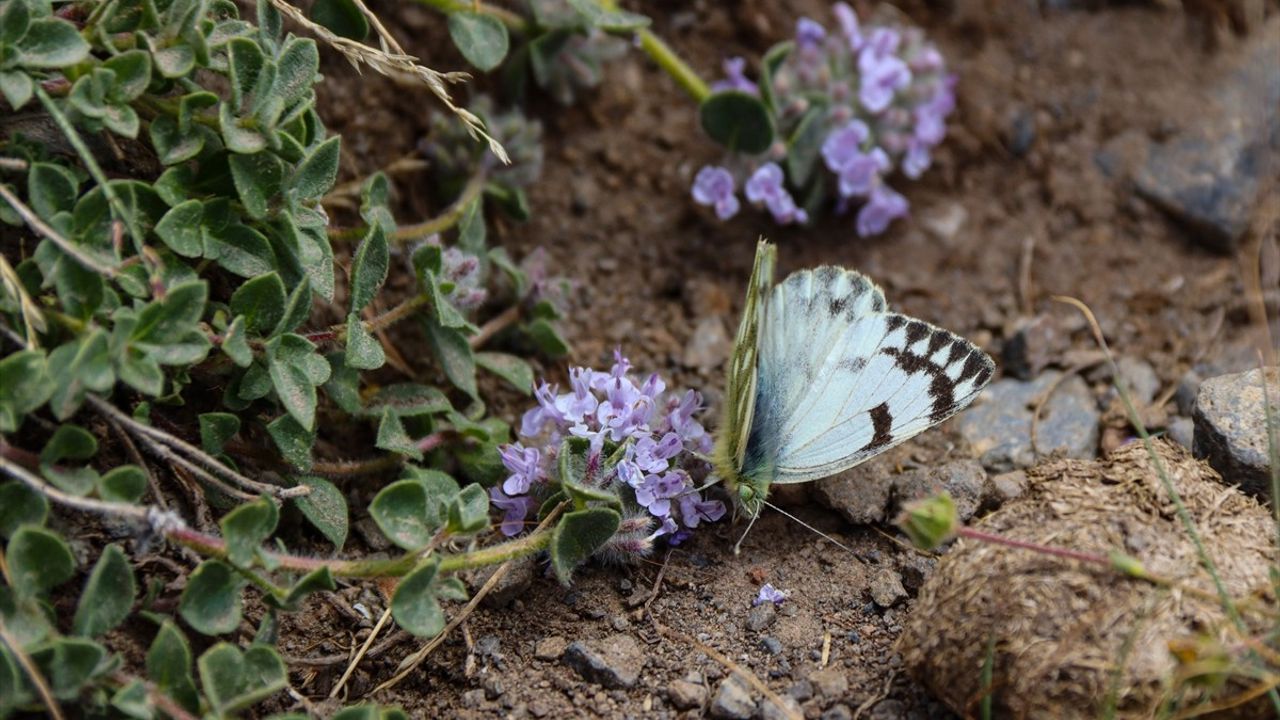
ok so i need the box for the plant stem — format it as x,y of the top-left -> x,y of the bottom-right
413,0 -> 529,31
0,621 -> 65,720
34,87 -> 148,260
0,184 -> 119,278
599,1 -> 710,101
304,293 -> 431,344
328,169 -> 486,243
956,527 -> 1111,566
469,303 -> 520,349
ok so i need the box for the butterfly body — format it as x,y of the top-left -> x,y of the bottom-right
715,241 -> 995,519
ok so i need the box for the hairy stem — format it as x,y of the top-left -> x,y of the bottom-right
0,184 -> 119,278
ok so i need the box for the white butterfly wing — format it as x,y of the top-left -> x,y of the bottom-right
743,266 -> 994,484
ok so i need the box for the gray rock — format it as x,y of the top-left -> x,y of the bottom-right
1193,367 -> 1278,497
1134,23 -> 1280,250
786,680 -> 814,702
352,517 -> 392,551
822,705 -> 854,720
1115,356 -> 1161,406
562,635 -> 647,689
760,636 -> 783,655
746,602 -> 777,632
808,666 -> 850,699
762,695 -> 804,720
477,554 -> 536,609
869,567 -> 907,609
1175,370 -> 1203,416
533,635 -> 568,661
710,676 -> 756,720
892,459 -> 988,522
461,688 -> 486,709
1002,314 -> 1073,381
683,315 -> 732,371
814,456 -> 895,524
869,699 -> 907,720
1167,416 -> 1195,451
990,470 -> 1029,504
668,679 -> 708,711
956,372 -> 1100,472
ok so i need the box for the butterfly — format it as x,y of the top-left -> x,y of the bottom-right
712,240 -> 995,522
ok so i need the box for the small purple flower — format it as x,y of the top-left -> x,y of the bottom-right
678,493 -> 726,528
913,81 -> 956,145
634,471 -> 686,518
902,138 -> 931,179
753,583 -> 788,606
856,185 -> 909,237
489,487 -> 535,536
821,120 -> 871,172
668,390 -> 711,452
500,443 -> 542,495
634,432 -> 683,474
745,163 -> 809,225
691,165 -> 741,221
833,2 -> 863,50
858,55 -> 912,114
710,56 -> 758,95
796,17 -> 826,50
837,147 -> 890,198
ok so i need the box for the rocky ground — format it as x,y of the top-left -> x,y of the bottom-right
274,1 -> 1280,717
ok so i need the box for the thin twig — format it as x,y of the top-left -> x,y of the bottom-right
0,157 -> 29,171
0,183 -> 118,278
0,620 -> 65,720
469,304 -> 522,350
329,602 -> 395,698
0,255 -> 47,347
0,454 -> 149,522
105,415 -> 168,510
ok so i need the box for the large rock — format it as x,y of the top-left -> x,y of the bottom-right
956,372 -> 1100,472
1134,20 -> 1280,251
1192,366 -> 1278,498
562,635 -> 647,689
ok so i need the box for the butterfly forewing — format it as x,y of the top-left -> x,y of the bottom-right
723,240 -> 776,470
744,266 -> 994,484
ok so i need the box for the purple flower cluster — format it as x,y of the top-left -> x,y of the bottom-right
697,3 -> 955,237
491,352 -> 725,546
691,162 -> 808,225
424,235 -> 487,310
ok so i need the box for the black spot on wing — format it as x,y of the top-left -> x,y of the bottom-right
828,294 -> 850,318
861,402 -> 894,452
926,331 -> 949,357
885,315 -> 906,332
904,320 -> 929,347
838,355 -> 868,373
881,322 -> 995,425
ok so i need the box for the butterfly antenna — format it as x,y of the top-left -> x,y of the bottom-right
761,499 -> 857,556
732,511 -> 760,555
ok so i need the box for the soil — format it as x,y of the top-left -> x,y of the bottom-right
41,0 -> 1280,718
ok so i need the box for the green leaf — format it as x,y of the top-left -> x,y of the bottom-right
179,559 -> 246,635
458,197 -> 486,255
227,36 -> 267,107
391,558 -> 444,637
345,311 -> 385,370
565,0 -> 651,30
229,151 -> 285,220
220,102 -> 268,153
7,526 -> 75,594
282,566 -> 335,609
200,412 -> 241,455
349,223 -> 388,312
221,497 -> 279,567
0,1 -> 30,45
475,352 -> 534,394
362,383 -> 451,419
292,476 -> 347,549
309,0 -> 369,41
0,69 -> 34,109
222,316 -> 252,366
436,577 -> 469,602
30,637 -> 106,700
16,18 -> 91,68
41,423 -> 98,464
99,465 -> 148,503
231,271 -> 288,335
786,103 -> 827,187
103,49 -> 152,101
424,321 -> 478,398
446,483 -> 490,535
293,136 -> 340,199
0,481 -> 48,537
28,161 -> 80,218
274,37 -> 320,106
149,37 -> 196,78
146,621 -> 196,703
267,413 -> 316,470
368,479 -> 433,551
198,642 -> 287,713
155,199 -> 205,257
447,12 -> 509,72
265,333 -> 326,429
72,544 -> 136,637
150,115 -> 207,165
0,350 -> 55,432
47,329 -> 114,419
523,317 -> 570,357
549,507 -> 620,584
272,274 -> 313,336
401,466 -> 460,526
205,223 -> 276,277
133,281 -> 208,345
557,437 -> 623,510
111,679 -> 151,719
374,408 -> 421,460
700,90 -> 775,154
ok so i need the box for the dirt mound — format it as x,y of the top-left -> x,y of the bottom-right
900,440 -> 1276,719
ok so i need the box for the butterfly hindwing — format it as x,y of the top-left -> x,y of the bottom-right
742,265 -> 994,485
